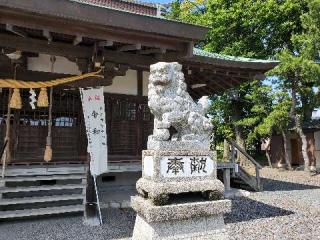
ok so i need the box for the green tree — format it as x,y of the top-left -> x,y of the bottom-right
167,0 -> 310,168
168,0 -> 320,169
168,0 -> 307,58
269,0 -> 320,170
252,92 -> 292,168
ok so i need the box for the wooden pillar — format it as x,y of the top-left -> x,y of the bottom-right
3,89 -> 12,165
136,70 -> 143,156
137,70 -> 143,97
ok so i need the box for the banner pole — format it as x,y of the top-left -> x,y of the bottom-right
93,174 -> 103,225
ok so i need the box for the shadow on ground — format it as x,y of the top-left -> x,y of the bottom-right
261,177 -> 320,191
0,209 -> 135,240
224,197 -> 294,224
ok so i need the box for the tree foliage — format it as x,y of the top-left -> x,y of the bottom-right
166,0 -> 319,167
167,0 -> 307,58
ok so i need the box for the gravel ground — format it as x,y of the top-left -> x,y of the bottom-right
0,168 -> 319,240
227,168 -> 320,240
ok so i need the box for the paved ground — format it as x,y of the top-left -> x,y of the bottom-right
0,168 -> 319,240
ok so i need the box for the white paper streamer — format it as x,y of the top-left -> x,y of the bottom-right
29,89 -> 36,109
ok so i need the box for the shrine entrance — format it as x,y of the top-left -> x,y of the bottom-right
0,89 -> 153,165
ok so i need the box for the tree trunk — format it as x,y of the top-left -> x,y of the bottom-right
296,116 -> 309,171
235,130 -> 247,166
281,130 -> 292,170
290,77 -> 309,171
231,100 -> 247,166
223,139 -> 231,162
266,150 -> 272,167
263,137 -> 272,168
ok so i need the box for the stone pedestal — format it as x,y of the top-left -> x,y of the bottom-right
132,150 -> 231,239
131,196 -> 231,240
136,150 -> 225,205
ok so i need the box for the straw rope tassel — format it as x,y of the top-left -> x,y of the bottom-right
9,88 -> 22,109
37,88 -> 49,107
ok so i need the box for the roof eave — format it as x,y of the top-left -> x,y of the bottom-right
188,55 -> 279,71
0,0 -> 209,42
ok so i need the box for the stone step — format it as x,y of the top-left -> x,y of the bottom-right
2,174 -> 86,183
4,165 -> 87,177
0,194 -> 84,206
0,204 -> 84,219
0,183 -> 85,193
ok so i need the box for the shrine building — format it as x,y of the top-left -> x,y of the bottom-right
0,0 -> 277,218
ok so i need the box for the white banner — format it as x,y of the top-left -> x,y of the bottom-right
80,87 -> 108,176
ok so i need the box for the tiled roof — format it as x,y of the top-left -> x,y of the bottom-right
193,48 -> 278,63
71,0 -> 159,16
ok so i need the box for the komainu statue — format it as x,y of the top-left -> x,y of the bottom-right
148,62 -> 213,150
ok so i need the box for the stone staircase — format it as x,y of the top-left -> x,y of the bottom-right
0,165 -> 87,219
232,166 -> 262,191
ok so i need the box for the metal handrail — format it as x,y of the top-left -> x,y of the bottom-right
228,140 -> 262,169
228,139 -> 262,191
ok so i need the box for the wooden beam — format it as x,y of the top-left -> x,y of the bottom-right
103,62 -> 129,77
102,49 -> 160,67
0,0 -> 208,42
98,40 -> 113,47
137,70 -> 143,96
1,9 -> 189,51
73,35 -> 83,46
182,41 -> 194,58
0,33 -> 92,58
0,34 -> 166,68
5,24 -> 27,38
138,48 -> 166,55
0,67 -> 114,88
118,44 -> 142,52
43,29 -> 52,43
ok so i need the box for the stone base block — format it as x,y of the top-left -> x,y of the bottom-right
132,214 -> 228,240
147,139 -> 210,151
136,178 -> 225,205
131,196 -> 230,240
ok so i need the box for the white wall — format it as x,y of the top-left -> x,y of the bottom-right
27,54 -> 151,97
104,69 -> 138,95
143,71 -> 149,96
27,54 -> 81,75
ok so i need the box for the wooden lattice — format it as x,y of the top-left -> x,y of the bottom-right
0,90 -> 154,165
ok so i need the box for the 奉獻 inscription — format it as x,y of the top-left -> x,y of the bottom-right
160,156 -> 214,178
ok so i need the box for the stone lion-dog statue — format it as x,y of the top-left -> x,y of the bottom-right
148,62 -> 213,147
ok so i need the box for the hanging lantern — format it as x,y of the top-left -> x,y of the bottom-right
37,88 -> 49,107
9,88 -> 22,109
